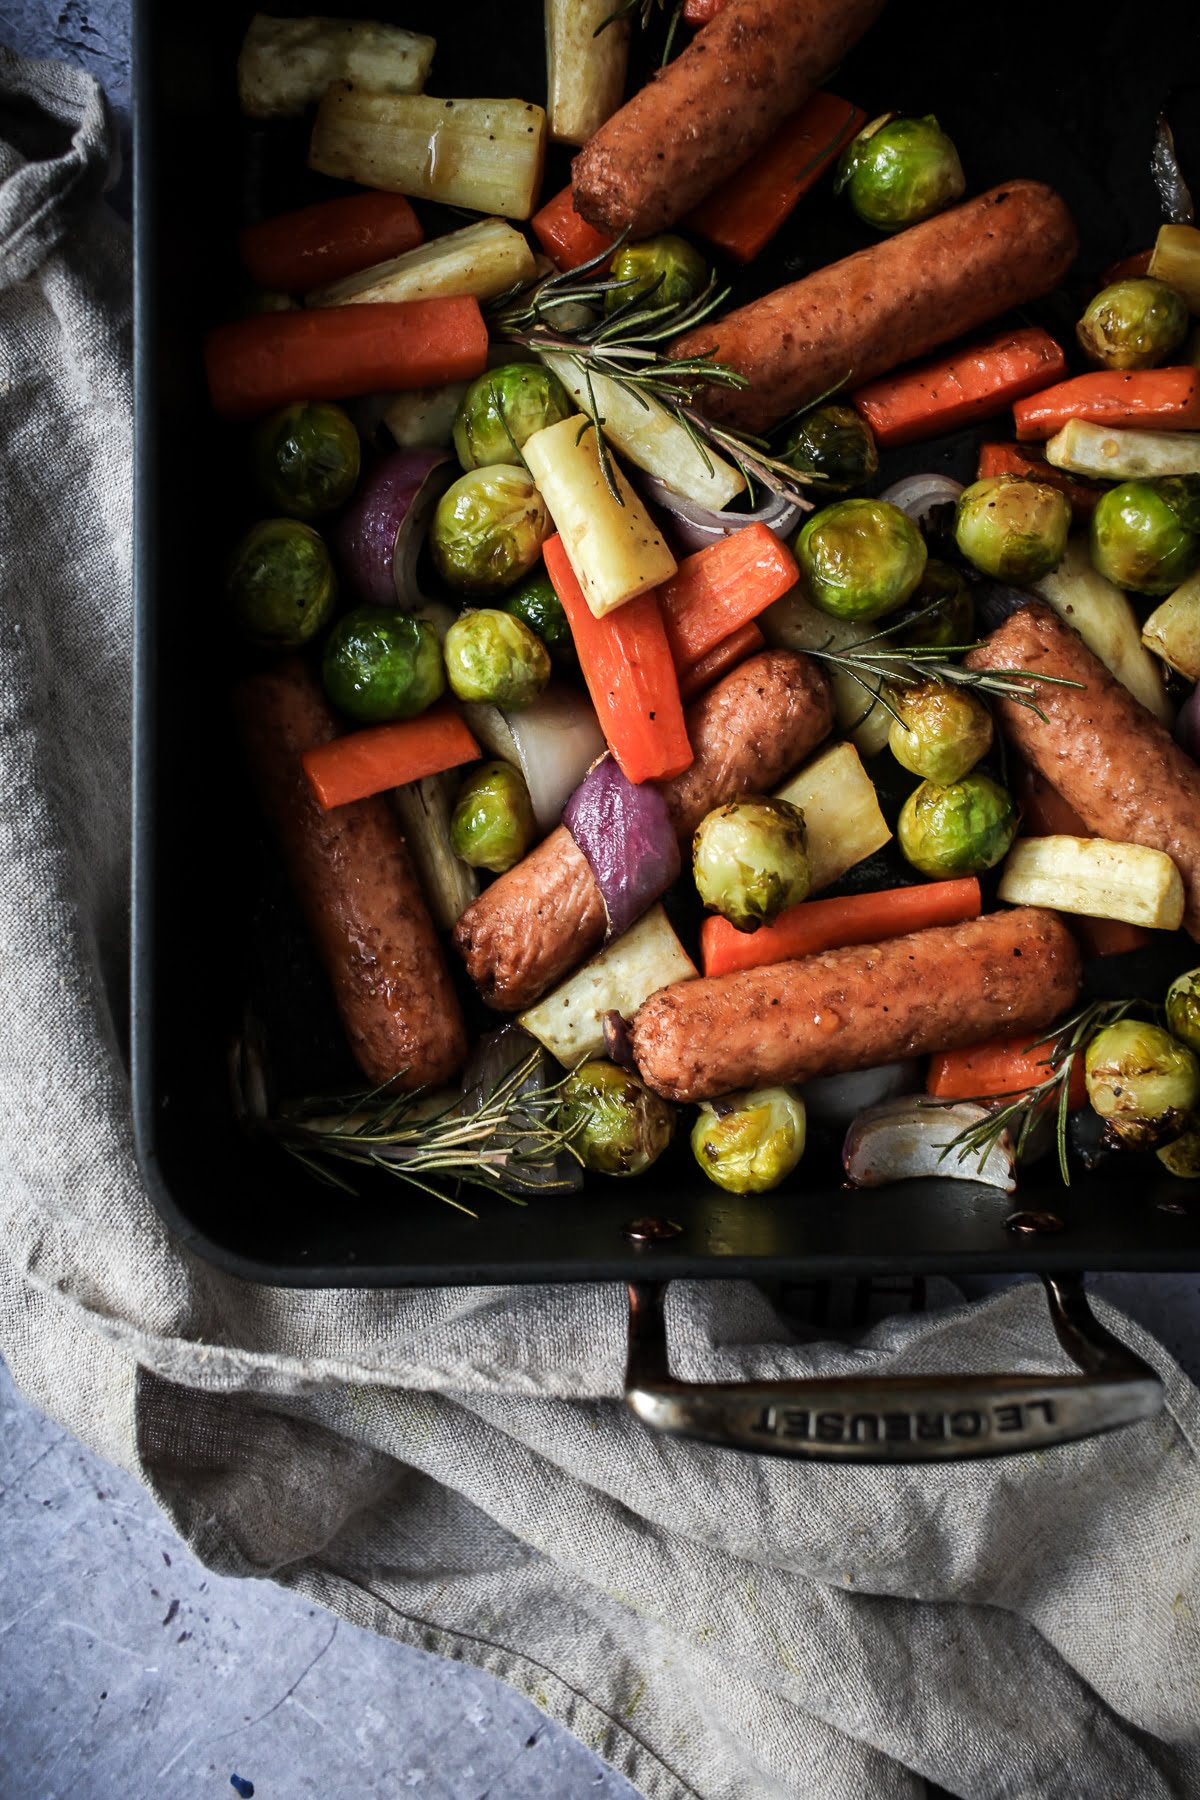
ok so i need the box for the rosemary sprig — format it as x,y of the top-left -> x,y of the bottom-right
594,0 -> 685,65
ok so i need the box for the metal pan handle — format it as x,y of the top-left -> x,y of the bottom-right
624,1276 -> 1162,1461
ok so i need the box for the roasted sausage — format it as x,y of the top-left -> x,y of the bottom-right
570,0 -> 886,238
630,908 -> 1082,1103
453,649 -> 834,1011
966,603 -> 1200,940
670,182 -> 1078,434
238,659 -> 468,1088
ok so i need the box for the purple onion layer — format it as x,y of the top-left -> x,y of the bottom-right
563,755 -> 681,942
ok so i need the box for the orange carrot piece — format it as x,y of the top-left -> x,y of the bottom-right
851,328 -> 1067,448
677,621 -> 765,701
976,442 -> 1103,518
927,1034 -> 1088,1110
686,91 -> 866,264
302,705 -> 480,811
659,524 -> 799,668
1016,767 -> 1150,957
543,535 -> 692,785
682,0 -> 726,21
1013,367 -> 1200,440
700,877 -> 982,978
205,297 -> 489,420
1100,248 -> 1154,285
239,192 -> 423,294
531,183 -> 614,272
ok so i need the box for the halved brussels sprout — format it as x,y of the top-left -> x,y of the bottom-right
322,608 -> 444,723
693,796 -> 811,932
794,497 -> 927,623
887,681 -> 993,785
559,1058 -> 675,1177
691,1086 -> 807,1194
1090,481 -> 1200,596
443,609 -> 551,709
1159,1128 -> 1200,1179
1166,968 -> 1200,1058
450,761 -> 535,874
429,466 -> 551,596
779,405 -> 879,494
227,517 -> 337,649
954,476 -> 1071,584
1076,278 -> 1189,371
452,363 -> 574,472
895,559 -> 975,648
500,567 -> 576,670
1085,1019 -> 1200,1150
251,401 -> 361,519
834,113 -> 965,232
897,773 -> 1019,878
605,235 -> 709,316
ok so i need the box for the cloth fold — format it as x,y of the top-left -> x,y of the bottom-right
2,49 -> 1199,1800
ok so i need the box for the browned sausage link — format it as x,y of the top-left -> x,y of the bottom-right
571,0 -> 886,238
670,182 -> 1078,435
453,649 -> 834,1011
237,659 -> 468,1089
631,909 -> 1082,1103
966,602 -> 1200,940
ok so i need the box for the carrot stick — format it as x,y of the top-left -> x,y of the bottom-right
205,297 -> 489,420
239,193 -> 423,294
543,534 -> 692,785
531,183 -> 614,272
659,523 -> 798,667
686,91 -> 866,264
1016,766 -> 1149,957
677,621 -> 765,701
302,704 -> 480,811
682,0 -> 726,21
851,328 -> 1067,448
1013,367 -> 1200,440
700,876 -> 982,978
976,442 -> 1103,518
1100,248 -> 1154,285
927,1034 -> 1088,1109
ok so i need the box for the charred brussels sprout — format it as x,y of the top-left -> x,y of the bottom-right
605,235 -> 709,315
691,1086 -> 807,1195
779,404 -> 879,494
227,518 -> 337,649
895,559 -> 975,648
500,568 -> 575,670
450,761 -> 535,874
834,113 -> 965,232
251,401 -> 360,519
897,773 -> 1018,878
954,476 -> 1071,584
1084,1019 -> 1199,1150
559,1058 -> 675,1177
452,363 -> 574,472
1166,968 -> 1200,1058
887,681 -> 994,785
322,608 -> 444,723
430,466 -> 550,596
443,609 -> 551,709
1090,481 -> 1200,596
794,497 -> 927,623
1159,1128 -> 1200,1179
1076,278 -> 1189,371
693,796 -> 811,931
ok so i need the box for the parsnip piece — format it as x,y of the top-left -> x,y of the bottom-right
761,587 -> 894,757
238,15 -> 434,118
540,352 -> 745,510
545,0 -> 629,145
309,218 -> 536,308
310,89 -> 548,221
382,383 -> 471,450
522,415 -> 677,617
1143,576 -> 1200,681
1034,536 -> 1173,726
1149,223 -> 1200,314
520,905 -> 697,1065
998,835 -> 1185,930
392,775 -> 478,931
775,742 -> 891,891
1045,417 -> 1200,480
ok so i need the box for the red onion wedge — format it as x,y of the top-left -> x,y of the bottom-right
461,685 -> 606,835
843,1098 -> 1016,1192
638,473 -> 808,556
801,1061 -> 920,1129
602,1010 -> 637,1071
563,755 -> 681,942
335,448 -> 453,607
878,474 -> 963,528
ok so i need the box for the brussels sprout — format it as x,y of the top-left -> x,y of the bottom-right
1090,481 -> 1200,596
500,568 -> 576,670
559,1058 -> 675,1177
693,796 -> 811,932
1076,278 -> 1189,371
779,405 -> 879,494
444,609 -> 551,709
794,498 -> 927,623
1166,968 -> 1200,1057
429,466 -> 550,596
1084,1019 -> 1200,1150
887,681 -> 993,785
833,113 -> 965,232
604,235 -> 709,316
452,363 -> 574,472
895,559 -> 975,648
227,518 -> 337,649
953,476 -> 1071,584
450,761 -> 534,874
251,401 -> 361,519
322,608 -> 444,723
897,773 -> 1019,878
1157,474 -> 1200,535
691,1086 -> 807,1195
1159,1128 -> 1200,1179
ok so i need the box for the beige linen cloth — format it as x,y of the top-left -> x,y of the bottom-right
3,47 -> 1200,1800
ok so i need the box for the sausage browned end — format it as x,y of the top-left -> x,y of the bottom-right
631,908 -> 1081,1102
238,659 -> 468,1088
571,0 -> 886,239
453,649 -> 834,1011
670,182 -> 1078,434
966,602 -> 1200,939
